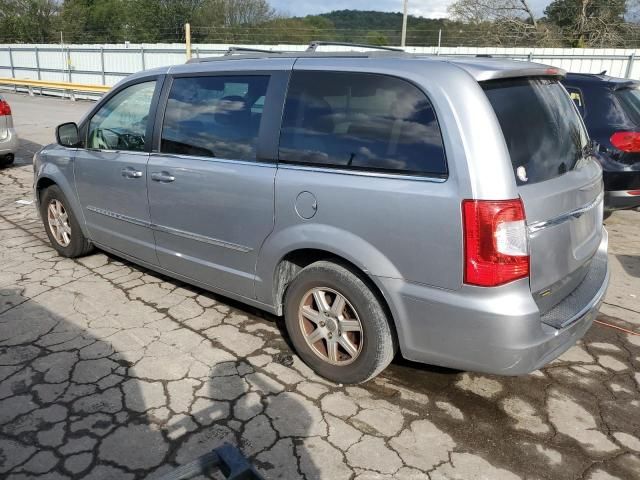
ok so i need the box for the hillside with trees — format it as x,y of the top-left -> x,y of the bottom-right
0,0 -> 639,47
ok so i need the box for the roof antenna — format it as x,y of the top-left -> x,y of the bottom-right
599,70 -> 607,75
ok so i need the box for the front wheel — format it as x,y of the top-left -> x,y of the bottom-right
40,185 -> 93,258
284,261 -> 396,384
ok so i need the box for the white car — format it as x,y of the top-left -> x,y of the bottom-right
0,94 -> 18,166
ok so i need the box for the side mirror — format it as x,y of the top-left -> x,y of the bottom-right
56,122 -> 81,148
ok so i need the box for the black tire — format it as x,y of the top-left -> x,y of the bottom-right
284,261 -> 396,384
0,154 -> 14,167
40,185 -> 93,258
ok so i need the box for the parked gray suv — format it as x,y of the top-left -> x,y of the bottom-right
34,46 -> 609,384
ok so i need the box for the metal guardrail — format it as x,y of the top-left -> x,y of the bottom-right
0,77 -> 110,99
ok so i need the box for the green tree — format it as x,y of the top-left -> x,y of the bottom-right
255,16 -> 335,44
544,0 -> 627,46
0,0 -> 59,43
60,0 -> 129,43
123,0 -> 203,42
366,31 -> 389,45
192,0 -> 277,42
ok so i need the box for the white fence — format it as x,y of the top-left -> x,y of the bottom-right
1,43 -> 640,95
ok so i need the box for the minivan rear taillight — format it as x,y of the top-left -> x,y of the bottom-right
0,99 -> 11,116
462,199 -> 529,287
610,131 -> 640,152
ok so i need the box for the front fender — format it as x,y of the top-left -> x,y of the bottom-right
254,223 -> 403,307
34,145 -> 89,238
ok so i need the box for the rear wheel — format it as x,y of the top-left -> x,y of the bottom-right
284,261 -> 396,384
40,185 -> 93,258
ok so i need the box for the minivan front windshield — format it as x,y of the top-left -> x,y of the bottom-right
483,78 -> 589,186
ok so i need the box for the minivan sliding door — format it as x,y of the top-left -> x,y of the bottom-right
147,66 -> 291,300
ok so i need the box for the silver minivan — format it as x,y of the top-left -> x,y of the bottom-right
34,46 -> 609,384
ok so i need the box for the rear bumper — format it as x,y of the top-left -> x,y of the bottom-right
605,190 -> 640,210
0,127 -> 18,156
379,229 -> 609,375
603,170 -> 640,209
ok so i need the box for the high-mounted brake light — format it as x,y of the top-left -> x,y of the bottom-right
610,131 -> 640,153
0,99 -> 11,116
462,199 -> 529,287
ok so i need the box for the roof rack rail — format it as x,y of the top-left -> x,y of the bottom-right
224,46 -> 281,56
306,41 -> 404,52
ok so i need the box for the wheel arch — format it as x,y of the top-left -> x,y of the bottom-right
268,247 -> 399,349
35,176 -> 57,203
35,170 -> 90,238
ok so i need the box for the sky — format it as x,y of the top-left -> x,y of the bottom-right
269,0 -> 553,19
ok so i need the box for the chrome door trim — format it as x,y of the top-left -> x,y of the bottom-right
527,192 -> 604,234
86,205 -> 252,253
277,163 -> 447,183
85,149 -> 150,156
153,224 -> 252,252
86,205 -> 151,228
149,152 -> 277,169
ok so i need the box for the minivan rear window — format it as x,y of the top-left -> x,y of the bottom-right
483,78 -> 588,185
279,71 -> 447,177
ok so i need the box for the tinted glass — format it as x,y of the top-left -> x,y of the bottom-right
161,75 -> 270,160
279,71 -> 447,176
483,79 -> 588,186
615,87 -> 640,125
88,81 -> 156,152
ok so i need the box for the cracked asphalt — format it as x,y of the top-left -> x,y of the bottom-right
0,92 -> 639,480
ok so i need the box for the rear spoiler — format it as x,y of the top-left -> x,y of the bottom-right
446,58 -> 566,82
479,66 -> 566,82
612,80 -> 640,91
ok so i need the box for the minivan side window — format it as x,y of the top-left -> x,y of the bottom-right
161,75 -> 270,160
87,81 -> 156,152
279,71 -> 447,177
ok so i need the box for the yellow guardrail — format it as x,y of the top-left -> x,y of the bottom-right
0,77 -> 111,94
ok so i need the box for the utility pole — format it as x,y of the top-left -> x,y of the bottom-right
401,0 -> 408,48
185,23 -> 192,61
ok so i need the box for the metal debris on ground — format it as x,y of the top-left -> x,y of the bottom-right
157,443 -> 263,480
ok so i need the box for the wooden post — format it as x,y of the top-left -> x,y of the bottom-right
185,23 -> 192,61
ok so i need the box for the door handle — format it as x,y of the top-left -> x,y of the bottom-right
150,171 -> 175,183
121,167 -> 143,179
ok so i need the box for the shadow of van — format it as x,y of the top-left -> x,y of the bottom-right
0,288 -> 318,479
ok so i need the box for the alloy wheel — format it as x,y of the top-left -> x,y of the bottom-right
298,287 -> 364,366
47,199 -> 72,247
